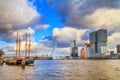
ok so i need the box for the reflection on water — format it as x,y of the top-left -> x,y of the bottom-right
0,60 -> 120,80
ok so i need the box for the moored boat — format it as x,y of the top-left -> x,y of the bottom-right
25,59 -> 34,66
5,31 -> 35,66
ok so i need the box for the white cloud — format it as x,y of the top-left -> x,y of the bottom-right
13,41 -> 38,51
4,27 -> 35,42
13,27 -> 35,36
36,24 -> 50,30
108,32 -> 120,52
53,27 -> 88,46
108,32 -> 120,43
85,8 -> 120,32
48,0 -> 119,30
0,0 -> 39,27
0,0 -> 41,42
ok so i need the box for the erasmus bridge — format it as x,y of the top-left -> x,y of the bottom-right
39,38 -> 69,59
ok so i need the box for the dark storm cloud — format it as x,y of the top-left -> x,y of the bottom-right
0,17 -> 42,42
47,0 -> 120,48
48,0 -> 120,28
0,0 -> 43,42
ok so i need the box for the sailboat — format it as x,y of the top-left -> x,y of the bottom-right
5,31 -> 34,66
16,31 -> 34,66
24,33 -> 34,66
6,31 -> 21,65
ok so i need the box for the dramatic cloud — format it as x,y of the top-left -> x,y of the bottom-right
3,27 -> 35,42
2,0 -> 120,55
85,8 -> 120,32
48,0 -> 120,31
108,32 -> 120,43
53,27 -> 88,47
48,0 -> 120,51
0,0 -> 41,42
108,32 -> 120,52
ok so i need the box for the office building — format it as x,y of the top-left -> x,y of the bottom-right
85,43 -> 90,58
97,29 -> 107,53
89,29 -> 107,56
70,40 -> 78,58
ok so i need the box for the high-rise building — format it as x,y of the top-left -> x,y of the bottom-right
90,31 -> 97,54
70,40 -> 78,58
85,43 -> 91,58
89,29 -> 107,56
117,45 -> 120,53
97,29 -> 107,53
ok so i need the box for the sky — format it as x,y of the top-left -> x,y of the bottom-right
0,0 -> 120,56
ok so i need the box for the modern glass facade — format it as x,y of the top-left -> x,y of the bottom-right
89,29 -> 107,55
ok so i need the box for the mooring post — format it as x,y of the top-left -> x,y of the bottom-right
22,59 -> 25,69
0,60 -> 3,66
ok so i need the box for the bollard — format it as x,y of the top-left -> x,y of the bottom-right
0,60 -> 3,66
22,59 -> 25,69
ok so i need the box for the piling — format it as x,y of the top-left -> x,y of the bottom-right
22,59 -> 25,69
0,60 -> 3,66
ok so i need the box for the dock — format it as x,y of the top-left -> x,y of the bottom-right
0,56 -> 34,66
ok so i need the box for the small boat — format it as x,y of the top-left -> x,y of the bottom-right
25,59 -> 34,66
16,32 -> 34,66
6,31 -> 35,66
16,58 -> 34,66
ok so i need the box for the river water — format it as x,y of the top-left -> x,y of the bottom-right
0,60 -> 120,80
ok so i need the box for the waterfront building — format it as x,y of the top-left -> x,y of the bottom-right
110,51 -> 114,55
85,43 -> 91,58
89,31 -> 98,54
89,29 -> 107,57
97,29 -> 107,53
70,40 -> 78,58
117,45 -> 120,53
81,48 -> 86,59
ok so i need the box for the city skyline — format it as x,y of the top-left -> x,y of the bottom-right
0,0 -> 120,56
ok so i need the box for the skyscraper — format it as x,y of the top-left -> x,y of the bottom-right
70,40 -> 78,58
97,29 -> 107,53
89,31 -> 97,54
85,43 -> 91,58
89,29 -> 107,56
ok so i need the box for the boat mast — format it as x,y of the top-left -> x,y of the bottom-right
25,33 -> 28,58
18,33 -> 21,58
28,33 -> 31,58
16,31 -> 19,58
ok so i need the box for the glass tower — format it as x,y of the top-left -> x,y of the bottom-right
89,29 -> 107,54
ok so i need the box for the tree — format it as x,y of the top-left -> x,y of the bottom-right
0,49 -> 4,57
